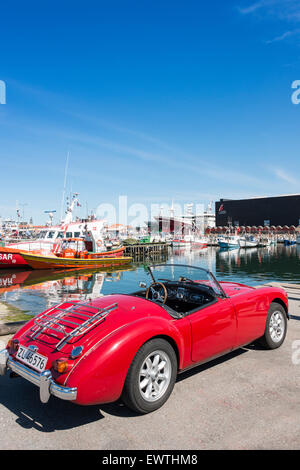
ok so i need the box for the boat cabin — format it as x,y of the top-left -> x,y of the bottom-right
53,238 -> 90,258
52,237 -> 124,260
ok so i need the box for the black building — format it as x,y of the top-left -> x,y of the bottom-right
215,194 -> 300,227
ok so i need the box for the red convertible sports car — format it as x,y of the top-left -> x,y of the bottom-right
0,264 -> 289,414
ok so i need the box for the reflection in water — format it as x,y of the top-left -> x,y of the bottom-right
0,266 -> 136,315
216,244 -> 300,284
0,244 -> 299,316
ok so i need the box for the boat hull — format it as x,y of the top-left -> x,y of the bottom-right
0,248 -> 29,268
171,240 -> 191,247
218,242 -> 239,249
0,246 -> 126,269
191,241 -> 208,248
20,252 -> 132,270
238,241 -> 258,248
284,240 -> 296,246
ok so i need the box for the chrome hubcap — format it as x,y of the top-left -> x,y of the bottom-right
139,350 -> 171,402
269,311 -> 285,343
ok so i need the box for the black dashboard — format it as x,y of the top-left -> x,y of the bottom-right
163,281 -> 214,306
133,280 -> 216,317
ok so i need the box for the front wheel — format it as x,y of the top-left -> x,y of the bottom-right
122,338 -> 178,414
259,302 -> 287,349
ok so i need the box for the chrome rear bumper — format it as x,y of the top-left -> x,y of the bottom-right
0,349 -> 77,403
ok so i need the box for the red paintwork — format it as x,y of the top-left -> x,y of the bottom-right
0,249 -> 29,268
8,280 -> 289,406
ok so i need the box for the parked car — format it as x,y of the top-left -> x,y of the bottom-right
0,264 -> 289,414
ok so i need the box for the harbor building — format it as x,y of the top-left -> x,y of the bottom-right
215,194 -> 300,228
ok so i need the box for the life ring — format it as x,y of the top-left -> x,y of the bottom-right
96,240 -> 103,247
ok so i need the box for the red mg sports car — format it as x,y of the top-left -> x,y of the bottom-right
0,264 -> 289,414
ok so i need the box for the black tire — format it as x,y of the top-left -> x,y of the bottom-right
259,302 -> 287,349
122,338 -> 178,414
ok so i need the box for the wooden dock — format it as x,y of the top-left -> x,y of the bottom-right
124,242 -> 169,260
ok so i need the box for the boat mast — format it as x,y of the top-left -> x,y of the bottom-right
60,150 -> 70,223
63,193 -> 80,224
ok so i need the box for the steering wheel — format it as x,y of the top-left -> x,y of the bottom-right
146,282 -> 168,304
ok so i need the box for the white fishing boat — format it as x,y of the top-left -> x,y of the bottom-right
172,234 -> 208,248
171,234 -> 194,247
218,235 -> 240,249
238,236 -> 258,248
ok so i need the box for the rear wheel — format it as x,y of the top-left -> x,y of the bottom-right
122,338 -> 177,414
259,302 -> 287,349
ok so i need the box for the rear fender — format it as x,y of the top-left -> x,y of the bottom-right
64,316 -> 191,406
257,287 -> 289,316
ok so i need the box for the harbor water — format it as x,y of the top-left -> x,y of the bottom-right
0,243 -> 299,317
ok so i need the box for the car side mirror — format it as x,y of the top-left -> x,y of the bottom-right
139,282 -> 147,289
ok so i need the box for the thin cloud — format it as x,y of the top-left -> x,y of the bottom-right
273,168 -> 297,185
238,0 -> 280,15
238,0 -> 300,21
265,28 -> 300,43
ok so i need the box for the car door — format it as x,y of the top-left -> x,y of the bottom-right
187,297 -> 237,363
229,290 -> 268,347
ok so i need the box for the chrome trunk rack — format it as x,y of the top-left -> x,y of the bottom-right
29,301 -> 118,350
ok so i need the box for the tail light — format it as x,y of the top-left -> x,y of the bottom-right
7,338 -> 19,353
52,358 -> 69,374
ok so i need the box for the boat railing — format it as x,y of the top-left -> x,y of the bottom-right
14,240 -> 55,252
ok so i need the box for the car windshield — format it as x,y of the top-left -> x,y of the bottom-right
98,263 -> 226,298
147,264 -> 225,297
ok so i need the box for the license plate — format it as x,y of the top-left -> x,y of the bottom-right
16,345 -> 47,373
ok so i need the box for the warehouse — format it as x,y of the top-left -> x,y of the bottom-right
215,194 -> 300,227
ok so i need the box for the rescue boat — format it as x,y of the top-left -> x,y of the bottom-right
0,193 -> 115,268
20,237 -> 131,269
20,252 -> 132,270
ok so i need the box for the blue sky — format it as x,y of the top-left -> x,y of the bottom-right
0,0 -> 300,224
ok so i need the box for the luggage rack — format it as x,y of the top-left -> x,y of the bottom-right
30,301 -> 118,350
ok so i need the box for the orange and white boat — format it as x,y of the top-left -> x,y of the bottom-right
20,237 -> 131,270
0,194 -> 120,269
